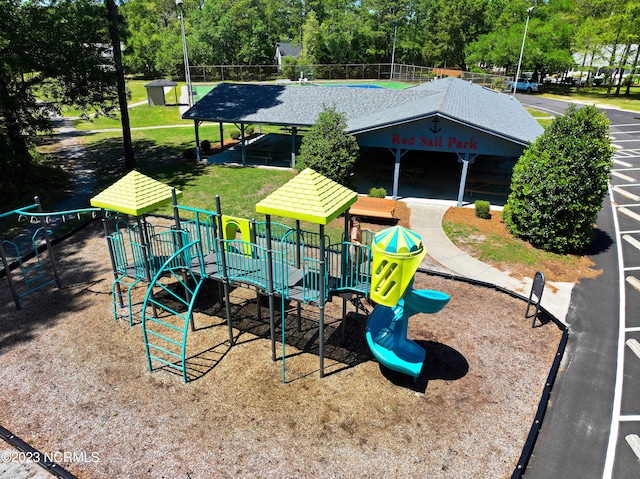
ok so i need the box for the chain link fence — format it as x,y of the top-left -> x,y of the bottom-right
188,63 -> 509,90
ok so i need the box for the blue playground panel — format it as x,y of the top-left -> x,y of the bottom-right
366,288 -> 450,378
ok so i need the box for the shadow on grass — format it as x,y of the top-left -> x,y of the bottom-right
76,133 -> 209,193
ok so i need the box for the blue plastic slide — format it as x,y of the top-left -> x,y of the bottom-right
366,288 -> 450,378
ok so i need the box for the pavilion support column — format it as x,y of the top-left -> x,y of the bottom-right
219,122 -> 224,149
194,120 -> 202,162
291,126 -> 297,168
387,147 -> 409,200
456,153 -> 477,207
393,148 -> 401,199
240,123 -> 246,166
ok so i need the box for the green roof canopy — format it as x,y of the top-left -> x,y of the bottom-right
255,168 -> 357,225
90,171 -> 182,216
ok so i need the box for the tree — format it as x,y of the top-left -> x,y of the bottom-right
421,0 -> 490,69
106,0 -> 135,170
0,0 -> 120,204
296,105 -> 359,186
504,105 -> 614,254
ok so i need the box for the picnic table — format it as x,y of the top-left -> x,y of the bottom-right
465,174 -> 511,198
349,196 -> 396,220
375,165 -> 426,186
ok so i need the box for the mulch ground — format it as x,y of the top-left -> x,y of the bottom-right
0,220 -> 562,478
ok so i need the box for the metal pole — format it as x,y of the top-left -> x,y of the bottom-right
390,22 -> 397,81
319,224 -> 326,378
0,239 -> 21,310
291,126 -> 297,168
513,6 -> 534,97
265,215 -> 276,361
176,0 -> 193,107
215,195 -> 234,344
35,196 -> 62,289
392,148 -> 401,199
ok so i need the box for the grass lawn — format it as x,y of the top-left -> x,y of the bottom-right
77,125 -> 346,242
442,208 -> 601,283
73,105 -> 191,130
543,85 -> 640,112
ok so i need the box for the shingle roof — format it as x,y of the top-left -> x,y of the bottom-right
182,77 -> 543,145
144,79 -> 177,88
275,42 -> 302,58
90,171 -> 181,216
255,168 -> 357,224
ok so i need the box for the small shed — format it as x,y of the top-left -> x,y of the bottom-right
144,79 -> 178,107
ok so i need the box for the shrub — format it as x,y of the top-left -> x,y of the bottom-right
282,56 -> 299,81
230,130 -> 241,140
200,139 -> 211,152
474,200 -> 491,219
368,187 -> 387,198
183,147 -> 197,160
504,104 -> 614,253
296,104 -> 359,185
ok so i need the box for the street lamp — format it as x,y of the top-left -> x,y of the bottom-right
176,0 -> 193,107
390,21 -> 397,80
513,5 -> 535,97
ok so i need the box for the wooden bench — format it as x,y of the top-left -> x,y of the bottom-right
349,197 -> 396,220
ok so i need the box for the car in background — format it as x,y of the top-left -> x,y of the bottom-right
506,77 -> 543,93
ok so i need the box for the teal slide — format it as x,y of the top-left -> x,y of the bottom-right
366,288 -> 450,378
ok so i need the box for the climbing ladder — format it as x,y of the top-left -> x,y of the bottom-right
141,240 -> 209,383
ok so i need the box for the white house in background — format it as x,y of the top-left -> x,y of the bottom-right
274,42 -> 302,72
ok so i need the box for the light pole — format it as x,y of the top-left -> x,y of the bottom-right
390,21 -> 397,80
513,5 -> 535,97
176,0 -> 192,107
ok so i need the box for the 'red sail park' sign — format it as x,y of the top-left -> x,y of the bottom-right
391,134 -> 477,150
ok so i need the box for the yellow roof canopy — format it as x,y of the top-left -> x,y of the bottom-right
255,168 -> 357,225
90,171 -> 181,216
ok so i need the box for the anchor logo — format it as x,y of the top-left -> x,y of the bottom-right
429,117 -> 442,133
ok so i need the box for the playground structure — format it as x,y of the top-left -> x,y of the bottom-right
90,169 -> 378,382
2,168 -> 449,384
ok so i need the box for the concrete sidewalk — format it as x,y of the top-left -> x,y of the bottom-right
404,199 -> 573,322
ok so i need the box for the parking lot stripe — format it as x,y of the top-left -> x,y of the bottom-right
623,235 -> 640,251
612,171 -> 637,182
614,159 -> 634,167
627,339 -> 640,360
625,434 -> 640,461
627,276 -> 640,293
620,207 -> 640,222
614,187 -> 640,201
620,415 -> 640,422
